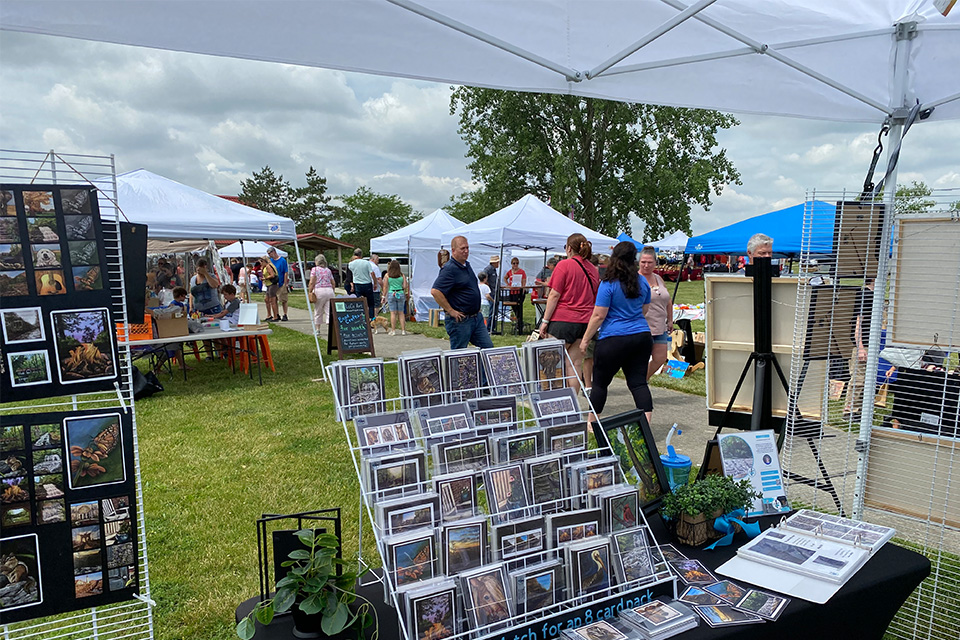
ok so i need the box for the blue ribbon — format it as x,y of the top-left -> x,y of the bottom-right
704,508 -> 761,550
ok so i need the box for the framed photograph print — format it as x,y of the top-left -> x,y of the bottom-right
593,410 -> 668,513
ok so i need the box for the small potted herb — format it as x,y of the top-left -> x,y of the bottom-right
236,529 -> 376,640
659,474 -> 760,546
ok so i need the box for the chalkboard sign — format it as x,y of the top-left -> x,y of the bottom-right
327,297 -> 375,358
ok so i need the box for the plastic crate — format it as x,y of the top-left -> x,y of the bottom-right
116,315 -> 153,342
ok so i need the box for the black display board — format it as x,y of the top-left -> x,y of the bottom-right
0,408 -> 139,623
120,222 -> 148,325
326,297 -> 375,358
0,184 -> 120,402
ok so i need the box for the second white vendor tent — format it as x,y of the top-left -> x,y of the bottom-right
371,208 -> 466,321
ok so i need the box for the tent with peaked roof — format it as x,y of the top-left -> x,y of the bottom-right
619,230 -> 690,252
438,194 -> 618,253
107,169 -> 297,241
684,200 -> 837,256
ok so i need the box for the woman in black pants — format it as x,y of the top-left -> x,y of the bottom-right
580,241 -> 653,422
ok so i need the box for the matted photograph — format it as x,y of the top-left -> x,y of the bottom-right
633,601 -> 683,626
0,534 -> 42,612
532,387 -> 581,428
22,190 -> 55,215
545,421 -> 588,453
72,524 -> 101,551
0,217 -> 19,242
67,241 -> 101,267
390,532 -> 436,586
442,519 -> 486,574
35,269 -> 66,295
37,499 -> 66,525
8,350 -> 52,387
353,410 -> 412,448
107,542 -> 135,568
30,243 -> 61,269
693,604 -> 762,627
443,349 -> 481,402
612,528 -> 655,584
64,412 -> 125,490
70,500 -> 100,526
679,586 -> 724,606
527,456 -> 563,509
1,503 -> 32,528
75,571 -> 104,599
704,579 -> 747,604
514,564 -> 560,615
735,589 -> 789,620
532,340 -> 566,390
404,355 -> 443,408
497,432 -> 539,463
461,564 -> 512,629
342,361 -> 385,419
1,424 -> 24,452
606,488 -> 640,532
481,347 -> 524,396
101,496 -> 131,521
61,189 -> 93,215
72,265 -> 104,291
434,473 -> 476,521
669,558 -> 716,585
32,448 -> 62,474
0,243 -> 25,269
484,464 -> 530,520
107,565 -> 137,592
2,452 -> 27,479
408,585 -> 457,640
73,549 -> 102,575
567,620 -> 627,640
26,217 -> 60,243
469,395 -> 517,431
34,474 -> 64,500
31,423 -> 61,449
436,437 -> 489,474
658,544 -> 687,563
51,308 -> 117,384
2,307 -> 44,343
1,477 -> 29,504
372,458 -> 422,495
491,517 -> 545,560
570,538 -> 613,596
0,270 -> 29,296
376,492 -> 439,536
64,215 -> 96,240
547,509 -> 601,547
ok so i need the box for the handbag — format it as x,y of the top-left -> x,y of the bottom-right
132,368 -> 164,399
308,290 -> 317,303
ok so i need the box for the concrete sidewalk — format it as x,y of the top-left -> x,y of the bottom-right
264,303 -> 712,460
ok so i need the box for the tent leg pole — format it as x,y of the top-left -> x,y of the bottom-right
672,252 -> 685,301
298,236 -> 326,379
240,240 -> 250,303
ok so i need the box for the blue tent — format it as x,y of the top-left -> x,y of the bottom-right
617,232 -> 643,249
685,201 -> 836,256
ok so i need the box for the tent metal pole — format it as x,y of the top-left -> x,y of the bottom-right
852,25 -> 913,521
240,240 -> 250,303
672,253 -> 684,301
297,235 -> 326,379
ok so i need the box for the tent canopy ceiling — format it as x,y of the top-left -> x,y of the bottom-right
371,208 -> 465,254
2,2 -> 957,123
104,169 -> 297,241
438,194 -> 619,254
684,200 -> 837,256
219,240 -> 287,258
620,230 -> 690,252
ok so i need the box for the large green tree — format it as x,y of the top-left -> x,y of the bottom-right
238,165 -> 332,234
449,88 -> 741,239
331,187 -> 418,251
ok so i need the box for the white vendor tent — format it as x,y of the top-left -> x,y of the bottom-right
219,240 -> 287,258
650,230 -> 690,252
371,208 -> 465,321
438,194 -> 618,253
108,169 -> 297,241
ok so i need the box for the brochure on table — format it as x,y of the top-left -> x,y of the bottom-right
717,430 -> 790,516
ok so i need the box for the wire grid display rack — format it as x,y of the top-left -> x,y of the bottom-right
0,149 -> 155,640
327,350 -> 675,640
781,190 -> 960,640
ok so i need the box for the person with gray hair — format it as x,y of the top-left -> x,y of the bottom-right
747,233 -> 774,261
308,253 -> 336,328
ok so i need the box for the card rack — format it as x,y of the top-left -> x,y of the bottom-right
328,344 -> 676,640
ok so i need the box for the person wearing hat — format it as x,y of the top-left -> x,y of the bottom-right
481,255 -> 500,333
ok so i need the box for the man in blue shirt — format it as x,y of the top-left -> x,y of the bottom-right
431,236 -> 494,350
267,247 -> 291,321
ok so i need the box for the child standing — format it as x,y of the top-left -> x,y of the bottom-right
478,272 -> 493,328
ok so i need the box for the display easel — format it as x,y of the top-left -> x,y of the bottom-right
326,347 -> 677,640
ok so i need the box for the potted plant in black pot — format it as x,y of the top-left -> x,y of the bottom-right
659,474 -> 760,547
236,529 -> 376,639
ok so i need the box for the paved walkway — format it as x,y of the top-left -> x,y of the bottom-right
263,303 -> 712,460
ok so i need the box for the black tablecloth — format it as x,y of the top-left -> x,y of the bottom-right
237,516 -> 930,640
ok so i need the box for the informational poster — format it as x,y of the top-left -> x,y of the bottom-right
0,408 -> 139,623
717,430 -> 791,516
0,185 -> 120,402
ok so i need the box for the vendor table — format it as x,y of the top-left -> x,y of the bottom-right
235,513 -> 929,640
129,327 -> 274,385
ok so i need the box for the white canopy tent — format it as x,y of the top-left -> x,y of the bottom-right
437,194 -> 619,253
371,208 -> 465,320
219,240 -> 287,258
108,169 -> 297,241
650,230 -> 690,252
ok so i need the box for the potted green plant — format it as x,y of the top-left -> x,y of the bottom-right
236,529 -> 376,640
659,474 -> 760,546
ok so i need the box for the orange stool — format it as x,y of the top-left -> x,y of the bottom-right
243,334 -> 275,373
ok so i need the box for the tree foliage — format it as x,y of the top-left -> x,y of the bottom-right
331,186 -> 418,252
239,166 -> 332,234
450,88 -> 741,239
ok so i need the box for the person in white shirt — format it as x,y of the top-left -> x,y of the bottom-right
478,271 -> 493,328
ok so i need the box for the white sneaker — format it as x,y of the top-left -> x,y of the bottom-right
389,330 -> 396,336
401,330 -> 406,336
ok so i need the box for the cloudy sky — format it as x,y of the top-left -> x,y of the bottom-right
1,31 -> 957,238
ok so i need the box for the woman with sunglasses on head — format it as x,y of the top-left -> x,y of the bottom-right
580,241 -> 653,423
638,246 -> 673,380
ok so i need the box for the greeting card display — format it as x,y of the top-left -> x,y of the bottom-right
0,185 -> 118,403
0,408 -> 138,623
